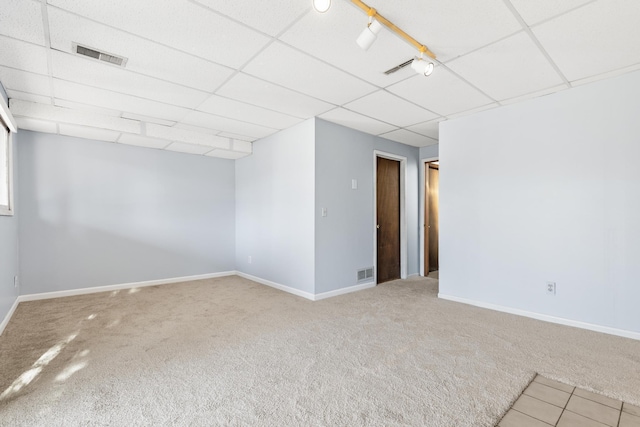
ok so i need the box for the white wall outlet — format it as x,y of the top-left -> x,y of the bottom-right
546,281 -> 556,295
321,207 -> 327,217
248,256 -> 252,264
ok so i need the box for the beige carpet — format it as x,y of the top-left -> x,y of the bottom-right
1,275 -> 639,426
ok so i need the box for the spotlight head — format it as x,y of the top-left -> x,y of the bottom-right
356,19 -> 382,50
312,0 -> 331,13
411,57 -> 434,76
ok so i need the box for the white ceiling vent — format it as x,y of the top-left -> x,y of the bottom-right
73,43 -> 128,67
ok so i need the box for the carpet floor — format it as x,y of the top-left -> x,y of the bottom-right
1,275 -> 639,426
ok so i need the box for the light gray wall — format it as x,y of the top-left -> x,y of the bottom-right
315,119 -> 420,293
0,125 -> 18,326
419,144 -> 439,160
439,70 -> 640,333
17,131 -> 236,294
235,119 -> 316,294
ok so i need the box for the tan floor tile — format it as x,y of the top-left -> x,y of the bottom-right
557,410 -> 609,427
620,412 -> 640,427
566,395 -> 620,427
574,388 -> 622,410
499,409 -> 553,427
524,382 -> 571,408
624,403 -> 640,417
513,394 -> 563,425
534,375 -> 575,394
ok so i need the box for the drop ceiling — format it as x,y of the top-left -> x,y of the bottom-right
1,0 -> 639,158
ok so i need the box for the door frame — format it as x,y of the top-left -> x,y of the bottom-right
420,156 -> 439,276
373,150 -> 407,282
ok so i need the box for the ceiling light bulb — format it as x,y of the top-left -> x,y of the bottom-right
411,58 -> 434,76
312,0 -> 331,13
356,19 -> 382,50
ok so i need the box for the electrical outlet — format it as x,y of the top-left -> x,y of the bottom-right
248,256 -> 252,264
14,276 -> 18,288
546,281 -> 556,295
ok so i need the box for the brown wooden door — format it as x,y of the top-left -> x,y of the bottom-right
424,163 -> 439,273
376,157 -> 400,283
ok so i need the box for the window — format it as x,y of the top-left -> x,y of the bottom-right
0,119 -> 12,216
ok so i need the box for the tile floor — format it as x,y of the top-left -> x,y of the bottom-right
498,375 -> 640,427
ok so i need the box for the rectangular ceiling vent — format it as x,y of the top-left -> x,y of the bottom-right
73,43 -> 128,67
384,59 -> 413,75
357,267 -> 374,282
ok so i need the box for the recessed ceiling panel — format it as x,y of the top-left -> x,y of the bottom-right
47,8 -> 234,93
15,117 -> 57,134
53,79 -> 191,122
509,0 -> 594,25
216,73 -> 333,117
59,123 -> 121,142
447,32 -> 566,101
0,67 -> 51,96
319,108 -> 398,135
406,118 -> 444,140
47,0 -> 271,68
343,90 -> 437,127
387,68 -> 493,116
51,51 -> 210,108
0,0 -> 46,46
376,0 -> 522,62
379,129 -> 436,147
533,0 -> 640,82
118,134 -> 169,150
242,42 -> 376,105
191,0 -> 310,36
281,0 -> 415,87
180,110 -> 278,139
164,142 -> 214,155
198,95 -> 303,130
0,36 -> 49,74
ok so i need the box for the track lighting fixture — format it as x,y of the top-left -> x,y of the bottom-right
411,57 -> 434,77
356,18 -> 382,50
312,0 -> 331,13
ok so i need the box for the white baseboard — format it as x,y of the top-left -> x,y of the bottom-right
17,271 -> 236,303
313,282 -> 375,301
236,272 -> 315,300
438,293 -> 640,341
0,297 -> 20,336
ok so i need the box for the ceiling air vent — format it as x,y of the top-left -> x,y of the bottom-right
73,43 -> 128,67
384,59 -> 413,75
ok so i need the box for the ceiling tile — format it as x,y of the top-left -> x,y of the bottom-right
499,84 -> 567,106
0,67 -> 51,96
343,90 -> 437,127
446,102 -> 500,119
164,142 -> 213,155
0,0 -> 45,46
406,118 -> 445,140
217,132 -> 256,142
205,149 -> 250,160
216,73 -> 333,117
197,95 -> 303,130
375,0 -> 522,62
6,90 -> 52,105
59,123 -> 121,142
387,67 -> 494,116
532,0 -> 640,82
118,134 -> 169,150
379,129 -> 437,147
47,8 -> 234,93
319,108 -> 398,135
53,79 -> 191,122
15,116 -> 57,134
0,36 -> 49,74
447,32 -> 566,101
51,51 -> 209,108
281,0 -> 417,87
232,140 -> 252,154
509,0 -> 594,25
146,123 -> 230,149
54,99 -> 122,117
122,113 -> 175,127
191,0 -> 310,36
47,0 -> 271,68
180,110 -> 278,139
242,42 -> 376,105
571,63 -> 640,87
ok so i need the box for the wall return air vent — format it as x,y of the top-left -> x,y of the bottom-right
357,267 -> 374,283
73,43 -> 128,67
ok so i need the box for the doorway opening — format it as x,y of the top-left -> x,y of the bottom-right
423,159 -> 439,278
373,151 -> 407,284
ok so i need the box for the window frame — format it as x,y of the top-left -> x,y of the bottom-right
0,95 -> 17,217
